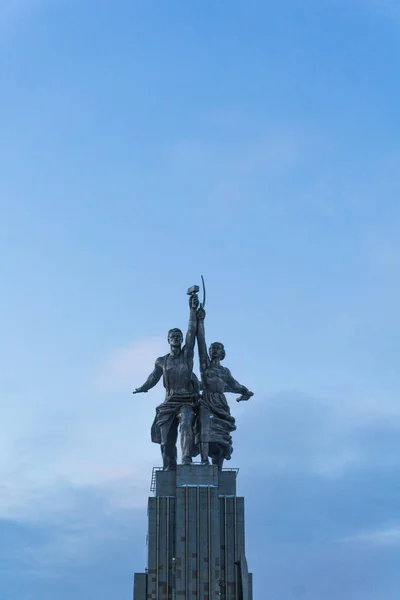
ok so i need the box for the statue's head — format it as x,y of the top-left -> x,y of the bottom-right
209,342 -> 225,361
168,328 -> 183,348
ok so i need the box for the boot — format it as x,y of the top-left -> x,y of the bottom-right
180,424 -> 193,465
161,444 -> 177,471
200,442 -> 210,465
212,450 -> 224,471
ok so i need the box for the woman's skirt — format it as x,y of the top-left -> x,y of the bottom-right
197,391 -> 236,460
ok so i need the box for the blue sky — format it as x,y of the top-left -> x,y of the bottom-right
1,1 -> 400,598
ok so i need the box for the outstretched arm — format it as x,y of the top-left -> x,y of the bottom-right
133,358 -> 163,394
196,307 -> 209,373
184,294 -> 199,362
225,368 -> 254,401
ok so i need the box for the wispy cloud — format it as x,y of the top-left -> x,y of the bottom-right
2,383 -> 400,598
0,337 -> 173,520
3,404 -> 400,600
344,525 -> 400,546
96,336 -> 166,393
0,481 -> 147,599
234,391 -> 400,479
156,128 -> 314,214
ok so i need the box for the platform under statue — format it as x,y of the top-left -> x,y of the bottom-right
133,281 -> 253,470
133,281 -> 255,600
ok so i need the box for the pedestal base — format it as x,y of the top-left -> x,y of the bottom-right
134,464 -> 253,600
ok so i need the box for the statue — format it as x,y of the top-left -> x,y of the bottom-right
133,281 -> 254,471
133,287 -> 200,471
196,306 -> 253,470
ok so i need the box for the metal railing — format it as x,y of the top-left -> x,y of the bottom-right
150,467 -> 163,493
150,464 -> 239,493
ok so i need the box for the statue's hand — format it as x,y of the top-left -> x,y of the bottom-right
197,306 -> 206,321
236,390 -> 254,403
189,293 -> 199,310
132,387 -> 146,394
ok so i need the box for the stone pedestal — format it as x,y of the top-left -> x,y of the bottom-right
133,465 -> 253,600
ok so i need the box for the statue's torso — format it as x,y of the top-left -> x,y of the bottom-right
163,352 -> 194,400
203,364 -> 228,393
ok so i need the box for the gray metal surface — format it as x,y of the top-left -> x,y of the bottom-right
132,283 -> 254,471
133,573 -> 147,600
218,469 -> 238,496
154,468 -> 176,496
248,572 -> 253,600
134,464 -> 253,599
240,553 -> 249,600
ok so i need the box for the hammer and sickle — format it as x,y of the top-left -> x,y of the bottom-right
187,276 -> 207,309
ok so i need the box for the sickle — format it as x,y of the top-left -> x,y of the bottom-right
201,275 -> 206,309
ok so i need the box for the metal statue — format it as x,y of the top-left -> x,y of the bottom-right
133,287 -> 200,471
196,305 -> 253,470
133,280 -> 253,471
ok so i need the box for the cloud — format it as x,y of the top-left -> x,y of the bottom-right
3,341 -> 400,598
232,390 -> 400,479
96,336 -> 166,393
2,385 -> 400,599
0,481 -> 147,600
249,536 -> 400,600
3,392 -> 400,600
156,128 -> 313,215
231,390 -> 400,598
0,338 -> 172,520
229,392 -> 400,598
345,525 -> 400,546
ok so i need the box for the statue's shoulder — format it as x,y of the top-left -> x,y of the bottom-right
155,354 -> 169,367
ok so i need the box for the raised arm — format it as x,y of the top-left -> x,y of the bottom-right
133,358 -> 163,394
184,294 -> 199,362
196,307 -> 209,373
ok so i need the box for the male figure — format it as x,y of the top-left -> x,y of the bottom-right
133,292 -> 200,470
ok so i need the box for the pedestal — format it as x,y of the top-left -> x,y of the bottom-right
134,464 -> 253,600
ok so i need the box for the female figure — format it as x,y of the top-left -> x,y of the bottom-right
196,307 -> 253,470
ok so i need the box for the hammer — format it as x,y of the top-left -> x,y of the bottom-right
187,284 -> 199,298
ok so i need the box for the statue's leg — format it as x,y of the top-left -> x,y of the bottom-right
178,404 -> 195,465
160,421 -> 178,471
200,442 -> 210,465
211,446 -> 224,471
199,405 -> 210,465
